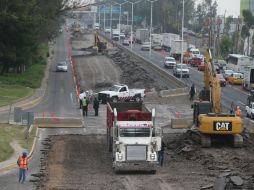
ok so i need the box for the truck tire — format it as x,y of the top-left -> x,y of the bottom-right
111,96 -> 118,103
134,95 -> 142,102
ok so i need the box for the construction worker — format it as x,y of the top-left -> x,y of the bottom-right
93,97 -> 99,116
235,106 -> 242,118
82,97 -> 89,116
189,84 -> 196,101
17,151 -> 28,184
158,141 -> 166,166
79,90 -> 86,109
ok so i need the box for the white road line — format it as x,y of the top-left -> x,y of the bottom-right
237,101 -> 246,106
70,92 -> 73,103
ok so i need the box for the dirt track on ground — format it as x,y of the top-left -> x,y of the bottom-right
33,31 -> 254,190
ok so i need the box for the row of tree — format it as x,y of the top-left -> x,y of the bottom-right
0,0 -> 69,75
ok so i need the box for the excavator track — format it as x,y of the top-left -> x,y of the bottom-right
187,129 -> 212,148
233,134 -> 243,148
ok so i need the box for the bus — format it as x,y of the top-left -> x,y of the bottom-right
226,54 -> 254,72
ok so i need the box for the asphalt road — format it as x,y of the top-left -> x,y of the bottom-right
113,39 -> 248,113
0,30 -> 83,189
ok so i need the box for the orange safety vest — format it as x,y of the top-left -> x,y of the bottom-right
19,156 -> 28,169
235,109 -> 242,118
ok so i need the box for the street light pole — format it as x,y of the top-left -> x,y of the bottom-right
147,0 -> 157,57
98,5 -> 101,28
110,4 -> 113,38
118,4 -> 121,41
125,0 -> 143,51
104,5 -> 106,30
180,0 -> 185,79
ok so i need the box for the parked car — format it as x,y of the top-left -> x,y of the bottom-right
223,69 -> 234,80
56,61 -> 68,72
198,62 -> 205,71
122,39 -> 129,46
217,74 -> 226,87
164,56 -> 176,69
228,72 -> 244,85
141,42 -> 151,51
173,64 -> 190,78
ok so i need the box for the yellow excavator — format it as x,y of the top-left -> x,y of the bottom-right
93,31 -> 107,53
190,49 -> 243,147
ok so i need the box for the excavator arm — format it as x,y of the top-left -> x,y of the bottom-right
203,49 -> 221,113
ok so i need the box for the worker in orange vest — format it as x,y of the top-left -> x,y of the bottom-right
235,106 -> 242,118
17,151 -> 28,184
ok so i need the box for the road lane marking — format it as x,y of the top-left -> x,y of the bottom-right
237,101 -> 246,106
70,92 -> 73,103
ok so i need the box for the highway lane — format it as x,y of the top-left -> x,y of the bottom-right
0,30 -> 83,189
28,31 -> 80,117
120,41 -> 248,112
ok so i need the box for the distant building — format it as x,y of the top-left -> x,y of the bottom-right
240,0 -> 254,17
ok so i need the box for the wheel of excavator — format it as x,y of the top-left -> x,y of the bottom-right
233,134 -> 243,148
200,134 -> 211,148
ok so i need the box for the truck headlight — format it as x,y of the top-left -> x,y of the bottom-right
150,153 -> 155,160
118,154 -> 123,160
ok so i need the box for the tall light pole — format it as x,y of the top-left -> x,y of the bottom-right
147,0 -> 157,56
98,5 -> 101,28
180,0 -> 185,79
104,5 -> 106,30
110,4 -> 113,38
118,1 -> 128,42
126,0 -> 143,51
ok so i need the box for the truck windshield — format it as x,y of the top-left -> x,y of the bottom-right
109,85 -> 121,92
120,128 -> 151,137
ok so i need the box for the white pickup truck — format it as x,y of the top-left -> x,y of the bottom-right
98,84 -> 145,104
246,102 -> 254,119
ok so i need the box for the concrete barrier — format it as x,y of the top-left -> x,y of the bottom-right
159,87 -> 189,97
34,117 -> 83,128
171,118 -> 191,129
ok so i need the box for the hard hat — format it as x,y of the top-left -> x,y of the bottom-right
237,106 -> 240,109
22,151 -> 27,157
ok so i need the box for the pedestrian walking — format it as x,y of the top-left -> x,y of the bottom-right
17,151 -> 28,184
93,97 -> 100,116
82,97 -> 89,116
189,84 -> 196,101
158,141 -> 166,166
79,90 -> 86,109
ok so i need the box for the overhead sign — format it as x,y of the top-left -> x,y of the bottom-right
98,5 -> 122,14
133,16 -> 142,22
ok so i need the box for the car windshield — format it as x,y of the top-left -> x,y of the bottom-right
58,62 -> 67,66
119,128 -> 151,137
177,64 -> 188,69
109,85 -> 121,92
166,58 -> 175,62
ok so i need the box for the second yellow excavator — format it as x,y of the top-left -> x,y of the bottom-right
190,49 -> 243,147
93,31 -> 107,53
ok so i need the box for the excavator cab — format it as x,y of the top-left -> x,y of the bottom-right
193,101 -> 212,127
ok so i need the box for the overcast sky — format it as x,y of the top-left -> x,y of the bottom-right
196,0 -> 240,17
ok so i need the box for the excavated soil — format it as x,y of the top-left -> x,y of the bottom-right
33,32 -> 254,190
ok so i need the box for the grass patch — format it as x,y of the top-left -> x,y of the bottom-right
0,64 -> 46,88
0,124 -> 36,162
0,84 -> 34,106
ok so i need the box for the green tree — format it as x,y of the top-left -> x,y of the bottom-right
0,0 -> 68,74
220,36 -> 232,58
